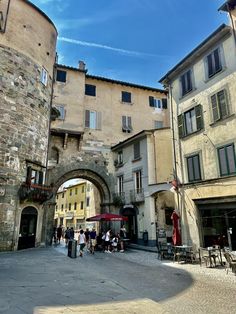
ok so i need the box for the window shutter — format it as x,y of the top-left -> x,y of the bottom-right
134,142 -> 140,159
214,48 -> 222,73
26,166 -> 32,185
181,74 -> 186,96
96,111 -> 102,130
211,94 -> 220,122
177,114 -> 185,138
207,54 -> 214,77
149,96 -> 155,107
218,89 -> 228,118
38,171 -> 44,185
127,116 -> 132,131
162,98 -> 167,109
195,104 -> 203,131
85,110 -> 90,127
187,70 -> 192,91
122,116 -> 127,131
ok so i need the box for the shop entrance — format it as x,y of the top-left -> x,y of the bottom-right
120,206 -> 137,243
18,206 -> 38,250
197,198 -> 236,250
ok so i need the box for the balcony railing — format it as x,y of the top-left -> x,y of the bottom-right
19,183 -> 53,203
130,188 -> 144,203
113,192 -> 126,206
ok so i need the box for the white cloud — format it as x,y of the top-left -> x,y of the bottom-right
58,36 -> 165,58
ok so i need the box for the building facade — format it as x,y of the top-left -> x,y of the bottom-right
160,2 -> 236,250
112,128 -> 174,246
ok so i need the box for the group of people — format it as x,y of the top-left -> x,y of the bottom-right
52,225 -> 128,257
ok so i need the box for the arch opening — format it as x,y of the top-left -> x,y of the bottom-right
18,206 -> 38,250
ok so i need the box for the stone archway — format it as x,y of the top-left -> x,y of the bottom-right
42,159 -> 115,246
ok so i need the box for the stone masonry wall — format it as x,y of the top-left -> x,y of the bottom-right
0,44 -> 52,250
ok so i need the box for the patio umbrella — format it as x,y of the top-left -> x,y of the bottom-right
171,210 -> 181,245
86,213 -> 128,222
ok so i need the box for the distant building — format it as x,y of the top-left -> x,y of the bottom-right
159,1 -> 236,250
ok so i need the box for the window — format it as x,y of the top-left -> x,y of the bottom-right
74,202 -> 77,210
82,186 -> 85,193
178,104 -> 203,138
117,175 -> 124,194
149,97 -> 167,109
122,116 -> 132,133
69,203 -> 71,210
26,167 -> 44,185
210,89 -> 229,122
61,204 -> 64,210
218,144 -> 236,176
80,201 -> 84,209
133,142 -> 140,160
186,154 -> 201,182
70,189 -> 72,196
85,110 -> 101,129
85,84 -> 96,96
87,185 -> 91,192
56,195 -> 58,199
117,151 -> 123,165
86,197 -> 90,207
53,105 -> 65,120
154,121 -> 163,129
62,193 -> 64,198
75,188 -> 78,195
56,70 -> 67,83
121,91 -> 132,103
55,205 -> 58,211
41,67 -> 48,86
206,47 -> 222,78
180,69 -> 193,96
134,170 -> 142,193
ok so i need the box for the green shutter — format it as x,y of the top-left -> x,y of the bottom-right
96,111 -> 102,130
85,110 -> 90,127
211,94 -> 220,122
195,104 -> 203,131
218,89 -> 229,118
178,114 -> 185,138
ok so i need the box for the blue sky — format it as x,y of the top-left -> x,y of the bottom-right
30,0 -> 228,88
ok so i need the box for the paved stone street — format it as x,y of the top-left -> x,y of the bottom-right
0,246 -> 236,314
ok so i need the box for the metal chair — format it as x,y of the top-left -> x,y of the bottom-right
223,252 -> 236,275
198,248 -> 211,267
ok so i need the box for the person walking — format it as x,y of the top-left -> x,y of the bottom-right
78,229 -> 86,257
119,225 -> 127,252
89,228 -> 97,254
64,227 -> 70,247
70,227 -> 75,240
104,229 -> 112,253
56,225 -> 62,244
84,228 -> 90,252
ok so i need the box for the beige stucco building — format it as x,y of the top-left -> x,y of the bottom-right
160,1 -> 236,250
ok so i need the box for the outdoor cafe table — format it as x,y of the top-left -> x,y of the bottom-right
173,245 -> 192,262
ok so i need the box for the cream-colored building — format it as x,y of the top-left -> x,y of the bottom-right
112,128 -> 174,246
160,2 -> 236,250
54,181 -> 99,230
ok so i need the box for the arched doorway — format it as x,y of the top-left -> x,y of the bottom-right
120,206 -> 138,243
18,206 -> 38,250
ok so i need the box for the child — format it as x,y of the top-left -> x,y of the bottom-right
111,236 -> 119,252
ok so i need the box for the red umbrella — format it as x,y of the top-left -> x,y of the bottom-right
171,210 -> 181,245
86,213 -> 128,222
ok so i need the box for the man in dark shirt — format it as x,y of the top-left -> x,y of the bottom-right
84,228 -> 90,251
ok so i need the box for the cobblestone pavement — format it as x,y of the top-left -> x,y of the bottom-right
0,245 -> 235,314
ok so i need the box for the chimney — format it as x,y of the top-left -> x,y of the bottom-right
78,60 -> 86,71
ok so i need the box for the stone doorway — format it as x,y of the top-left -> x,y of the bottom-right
18,206 -> 38,250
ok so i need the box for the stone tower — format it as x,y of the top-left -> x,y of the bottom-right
0,0 -> 57,251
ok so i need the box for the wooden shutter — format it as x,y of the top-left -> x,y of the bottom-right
96,111 -> 102,130
122,116 -> 127,131
195,104 -> 203,131
211,94 -> 220,122
218,89 -> 228,118
149,96 -> 155,107
127,116 -> 132,131
134,142 -> 140,159
85,110 -> 90,127
214,48 -> 222,73
207,54 -> 214,77
187,70 -> 192,91
26,166 -> 32,185
177,114 -> 185,138
162,98 -> 167,109
181,74 -> 186,96
38,171 -> 44,185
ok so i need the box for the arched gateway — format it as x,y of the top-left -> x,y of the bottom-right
42,159 -> 115,246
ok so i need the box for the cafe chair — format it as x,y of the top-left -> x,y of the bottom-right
223,252 -> 236,275
198,248 -> 211,267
